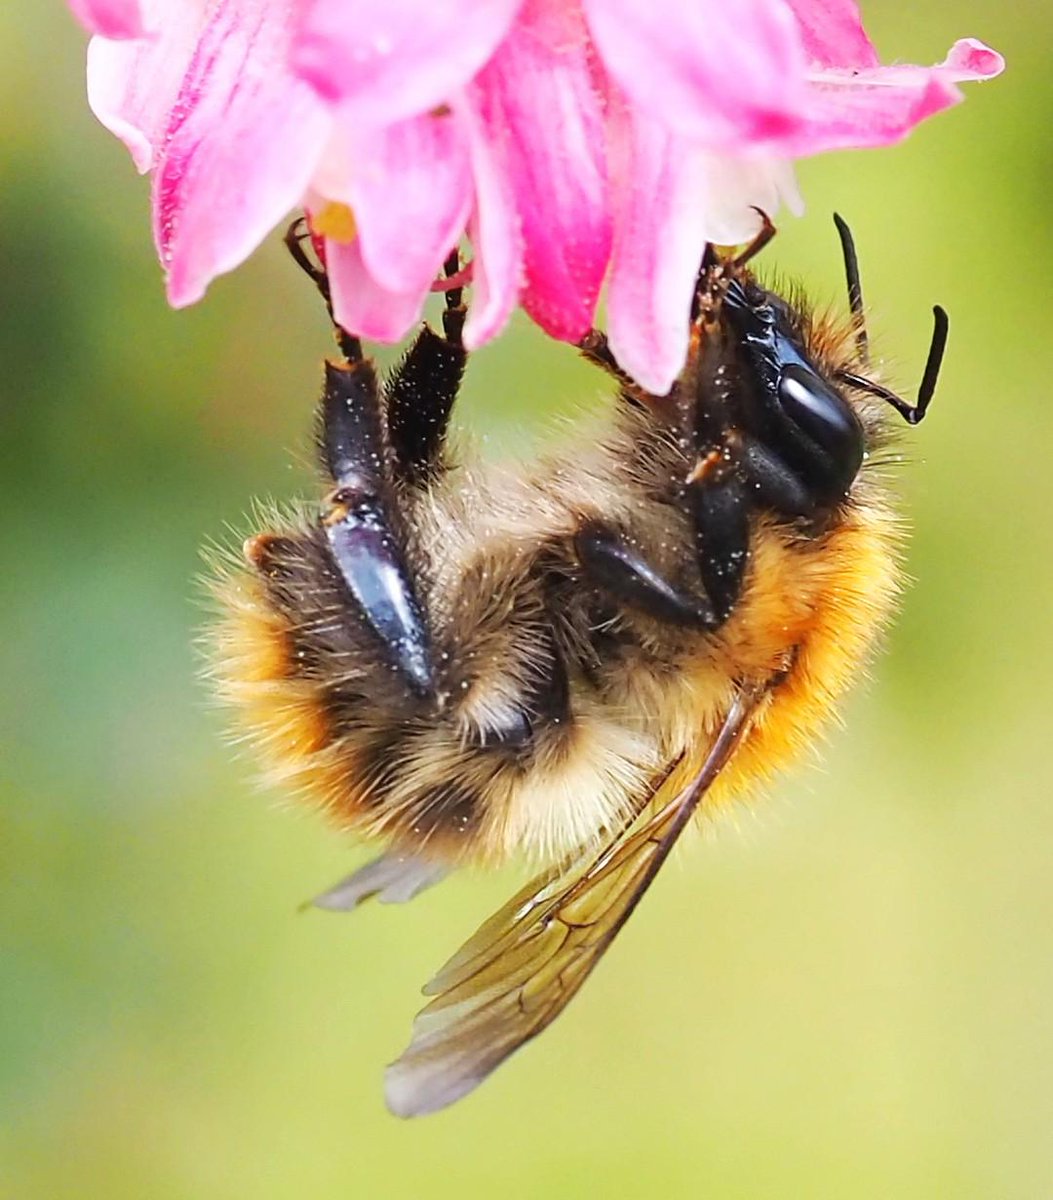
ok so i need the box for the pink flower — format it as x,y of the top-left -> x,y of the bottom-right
69,0 -> 146,39
77,0 -> 1003,393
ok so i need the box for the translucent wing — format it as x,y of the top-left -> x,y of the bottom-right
384,687 -> 761,1117
307,851 -> 448,911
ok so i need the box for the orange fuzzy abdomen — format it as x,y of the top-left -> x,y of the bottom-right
699,494 -> 901,811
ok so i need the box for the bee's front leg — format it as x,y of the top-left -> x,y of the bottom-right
574,520 -> 718,630
685,448 -> 751,626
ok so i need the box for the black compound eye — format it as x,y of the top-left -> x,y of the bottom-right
777,363 -> 864,480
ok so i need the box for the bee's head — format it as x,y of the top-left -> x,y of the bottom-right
683,216 -> 948,518
717,273 -> 866,504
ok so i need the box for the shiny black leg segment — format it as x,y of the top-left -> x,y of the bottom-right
320,360 -> 436,699
689,459 -> 750,625
575,520 -> 717,629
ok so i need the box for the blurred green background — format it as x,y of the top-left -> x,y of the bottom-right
2,4 -> 1049,1197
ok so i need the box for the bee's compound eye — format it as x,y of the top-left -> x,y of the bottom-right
777,363 -> 864,475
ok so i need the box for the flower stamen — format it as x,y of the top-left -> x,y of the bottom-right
312,201 -> 358,244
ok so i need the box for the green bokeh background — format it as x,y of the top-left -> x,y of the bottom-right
2,4 -> 1048,1197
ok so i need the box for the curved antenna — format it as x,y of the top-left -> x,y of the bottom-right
833,213 -> 869,362
837,305 -> 950,426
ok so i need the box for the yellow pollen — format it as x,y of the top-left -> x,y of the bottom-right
312,202 -> 358,244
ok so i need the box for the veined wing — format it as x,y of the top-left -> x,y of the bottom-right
384,686 -> 761,1118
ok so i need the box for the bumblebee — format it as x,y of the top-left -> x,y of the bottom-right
207,213 -> 947,1117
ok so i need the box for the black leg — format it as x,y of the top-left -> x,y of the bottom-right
284,218 -> 363,364
686,451 -> 750,624
318,360 -> 437,699
385,250 -> 467,487
577,329 -> 644,398
280,218 -> 441,698
575,520 -> 717,629
385,329 -> 465,487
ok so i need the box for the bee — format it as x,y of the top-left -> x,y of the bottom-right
207,212 -> 947,1117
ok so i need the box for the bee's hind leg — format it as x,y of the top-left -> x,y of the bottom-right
319,350 -> 439,700
385,249 -> 468,488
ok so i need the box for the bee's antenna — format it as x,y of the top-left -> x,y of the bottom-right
833,213 -> 869,363
836,305 -> 949,426
915,304 -> 950,419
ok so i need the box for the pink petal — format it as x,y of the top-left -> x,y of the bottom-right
938,37 -> 1005,81
316,109 -> 472,296
794,74 -> 960,153
453,90 -> 523,351
606,100 -> 802,395
584,0 -> 805,148
295,0 -> 523,123
789,37 -> 1004,156
325,235 -> 427,342
149,2 -> 332,307
69,0 -> 147,39
780,0 -> 878,69
473,0 -> 610,342
604,106 -> 707,396
86,4 -> 205,172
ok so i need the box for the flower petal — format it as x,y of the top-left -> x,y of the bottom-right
86,4 -> 205,172
453,90 -> 523,351
584,0 -> 805,147
69,0 -> 147,39
788,36 -> 1004,156
474,0 -> 611,342
295,0 -> 523,123
607,99 -> 802,394
150,2 -> 332,307
605,107 -> 705,395
325,234 -> 428,342
780,0 -> 878,68
316,109 -> 472,296
938,37 -> 1005,82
